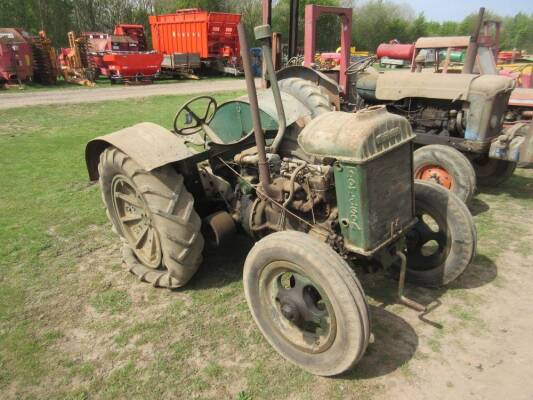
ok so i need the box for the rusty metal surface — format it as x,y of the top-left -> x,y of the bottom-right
489,122 -> 533,165
204,211 -> 236,246
298,106 -> 415,163
376,73 -> 480,101
85,122 -> 193,181
376,73 -> 478,101
414,36 -> 471,49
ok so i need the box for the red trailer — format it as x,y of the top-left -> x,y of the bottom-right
0,28 -> 33,84
149,8 -> 242,75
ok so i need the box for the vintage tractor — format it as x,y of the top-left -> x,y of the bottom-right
264,3 -> 533,203
85,24 -> 476,376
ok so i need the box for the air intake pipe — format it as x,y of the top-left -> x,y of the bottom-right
237,23 -> 281,201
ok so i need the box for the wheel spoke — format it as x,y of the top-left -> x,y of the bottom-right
115,192 -> 143,208
184,106 -> 202,124
134,225 -> 149,249
148,229 -> 157,258
121,214 -> 142,223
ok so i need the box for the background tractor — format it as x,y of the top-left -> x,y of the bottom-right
262,2 -> 533,203
85,23 -> 476,376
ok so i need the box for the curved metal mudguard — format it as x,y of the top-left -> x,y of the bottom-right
85,122 -> 194,181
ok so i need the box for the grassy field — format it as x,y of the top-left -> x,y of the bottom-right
1,94 -> 532,400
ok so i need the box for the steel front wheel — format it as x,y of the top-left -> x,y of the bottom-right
243,231 -> 370,376
397,180 -> 477,287
414,145 -> 477,203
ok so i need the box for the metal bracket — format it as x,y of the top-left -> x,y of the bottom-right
396,251 -> 427,313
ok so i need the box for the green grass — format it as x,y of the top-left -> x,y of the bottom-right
0,92 -> 532,399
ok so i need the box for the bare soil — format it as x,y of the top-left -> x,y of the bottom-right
0,78 -> 252,110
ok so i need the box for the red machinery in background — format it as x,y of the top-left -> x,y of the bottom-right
376,42 -> 415,68
113,24 -> 148,51
83,24 -> 162,84
149,8 -> 242,75
0,28 -> 33,85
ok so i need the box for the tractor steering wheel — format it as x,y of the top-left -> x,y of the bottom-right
173,96 -> 218,136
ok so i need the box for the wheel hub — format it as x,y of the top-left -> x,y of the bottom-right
416,165 -> 453,189
261,262 -> 336,354
280,302 -> 301,324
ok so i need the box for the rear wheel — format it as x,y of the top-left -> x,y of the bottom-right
278,77 -> 333,117
414,145 -> 476,203
471,156 -> 516,187
396,180 -> 476,287
243,231 -> 370,376
99,146 -> 204,288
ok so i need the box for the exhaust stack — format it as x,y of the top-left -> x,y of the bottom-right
254,24 -> 287,154
237,23 -> 280,200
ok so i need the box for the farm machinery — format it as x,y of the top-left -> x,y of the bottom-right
262,2 -> 533,203
85,23 -> 476,376
0,28 -> 33,87
83,25 -> 163,84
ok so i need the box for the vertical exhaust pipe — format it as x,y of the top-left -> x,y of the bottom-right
463,7 -> 485,74
255,24 -> 287,154
237,23 -> 280,200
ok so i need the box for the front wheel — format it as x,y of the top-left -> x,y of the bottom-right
413,145 -> 477,203
471,156 -> 516,187
243,231 -> 370,376
396,180 -> 477,287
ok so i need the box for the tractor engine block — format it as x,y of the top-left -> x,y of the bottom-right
234,153 -> 339,241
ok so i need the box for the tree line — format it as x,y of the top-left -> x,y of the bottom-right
1,0 -> 531,52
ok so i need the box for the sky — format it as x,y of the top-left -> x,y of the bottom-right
404,0 -> 533,21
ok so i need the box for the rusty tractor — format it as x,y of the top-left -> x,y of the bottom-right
264,3 -> 533,204
85,24 -> 476,376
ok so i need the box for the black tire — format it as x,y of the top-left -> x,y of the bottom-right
278,77 -> 333,117
243,231 -> 370,376
414,145 -> 477,204
397,180 -> 477,287
471,156 -> 516,187
99,146 -> 204,288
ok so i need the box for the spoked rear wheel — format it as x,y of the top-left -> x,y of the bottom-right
111,175 -> 162,268
244,231 -> 370,376
396,180 -> 477,287
99,146 -> 204,289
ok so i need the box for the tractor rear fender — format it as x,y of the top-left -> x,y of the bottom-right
85,122 -> 195,181
276,66 -> 341,110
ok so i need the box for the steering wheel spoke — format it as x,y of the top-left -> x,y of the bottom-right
173,96 -> 218,137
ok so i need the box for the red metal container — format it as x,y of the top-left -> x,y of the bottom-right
102,52 -> 163,79
0,28 -> 33,83
149,8 -> 241,59
376,43 -> 415,61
